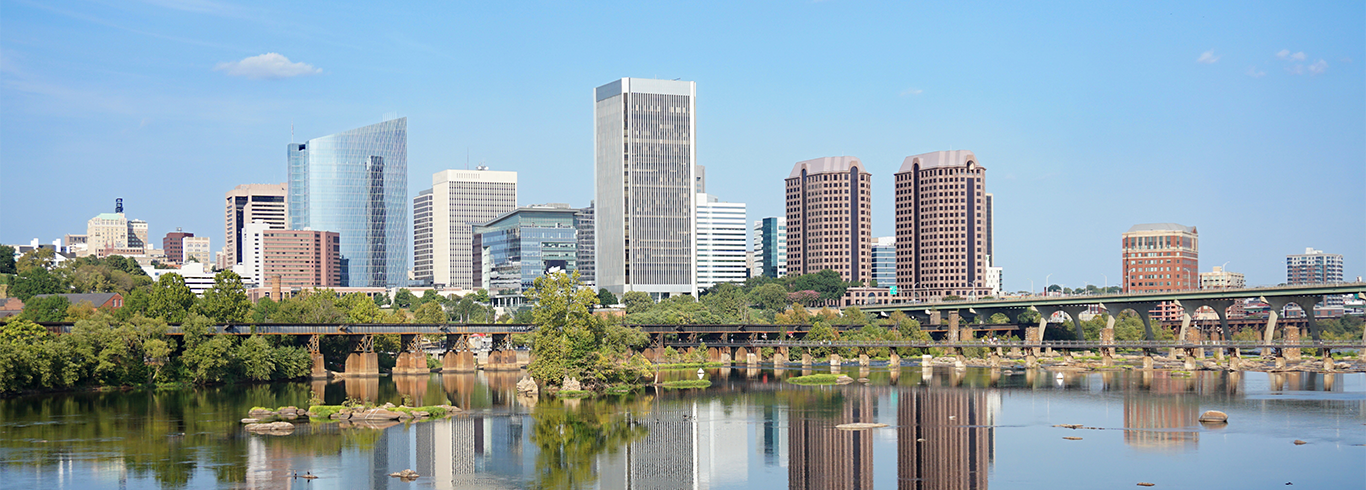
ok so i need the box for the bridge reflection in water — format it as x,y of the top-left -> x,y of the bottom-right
263,368 -> 1347,489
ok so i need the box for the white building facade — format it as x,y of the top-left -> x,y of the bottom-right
695,193 -> 747,291
414,168 -> 517,289
594,78 -> 697,297
753,217 -> 787,278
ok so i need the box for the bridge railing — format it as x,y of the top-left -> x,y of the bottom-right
748,339 -> 1365,349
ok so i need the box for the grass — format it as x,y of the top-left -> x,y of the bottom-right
786,374 -> 840,385
393,406 -> 448,418
308,405 -> 345,419
604,385 -> 639,395
653,362 -> 724,369
555,390 -> 593,398
660,380 -> 712,389
1170,371 -> 1193,377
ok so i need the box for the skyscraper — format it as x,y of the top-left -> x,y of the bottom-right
163,230 -> 193,265
872,236 -> 895,288
473,204 -> 577,292
1287,247 -> 1345,307
695,193 -> 747,290
574,203 -> 596,287
894,150 -> 991,299
1121,223 -> 1199,293
224,183 -> 287,267
414,167 -> 517,289
594,77 -> 697,297
785,156 -> 872,283
288,118 -> 407,288
754,217 -> 787,278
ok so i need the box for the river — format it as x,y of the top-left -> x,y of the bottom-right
2,366 -> 1362,489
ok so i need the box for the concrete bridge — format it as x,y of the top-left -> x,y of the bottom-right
860,283 -> 1366,353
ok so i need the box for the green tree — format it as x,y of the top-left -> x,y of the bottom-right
0,245 -> 16,274
791,270 -> 848,301
15,248 -> 56,273
195,270 -> 250,323
621,291 -> 653,314
525,271 -> 649,389
21,295 -> 70,322
393,288 -> 419,309
700,283 -> 747,323
238,335 -> 275,381
415,301 -> 446,324
750,283 -> 789,313
147,273 -> 195,322
342,292 -> 384,323
597,288 -> 618,306
249,297 -> 279,323
180,314 -> 235,384
420,289 -> 442,305
805,321 -> 839,357
9,267 -> 66,301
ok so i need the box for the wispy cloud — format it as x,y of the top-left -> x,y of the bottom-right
214,53 -> 321,80
1277,49 -> 1306,61
1246,66 -> 1266,78
1308,59 -> 1328,75
899,87 -> 923,96
1196,50 -> 1220,64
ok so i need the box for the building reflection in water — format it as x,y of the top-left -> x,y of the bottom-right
1123,374 -> 1200,451
895,388 -> 996,490
789,390 -> 877,489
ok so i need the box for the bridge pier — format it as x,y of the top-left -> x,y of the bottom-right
1175,312 -> 1194,359
888,353 -> 900,368
830,354 -> 842,368
1142,355 -> 1154,370
1284,327 -> 1302,361
306,334 -> 328,379
442,334 -> 477,373
1025,354 -> 1038,368
343,335 -> 379,377
393,334 -> 429,375
858,353 -> 870,367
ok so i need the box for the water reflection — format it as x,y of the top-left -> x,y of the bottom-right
1,368 -> 1362,489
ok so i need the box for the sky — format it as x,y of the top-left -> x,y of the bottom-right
2,0 -> 1362,292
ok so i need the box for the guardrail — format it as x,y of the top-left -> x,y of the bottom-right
748,340 -> 1365,349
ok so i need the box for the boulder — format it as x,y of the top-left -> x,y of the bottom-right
355,408 -> 403,421
835,375 -> 855,385
517,377 -> 539,396
329,412 -> 351,420
382,402 -> 396,409
245,422 -> 295,435
1197,410 -> 1228,423
857,377 -> 870,383
1293,439 -> 1308,445
835,422 -> 888,430
240,418 -> 259,424
389,469 -> 420,481
562,377 -> 582,391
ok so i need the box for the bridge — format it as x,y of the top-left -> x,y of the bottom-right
859,283 -> 1366,352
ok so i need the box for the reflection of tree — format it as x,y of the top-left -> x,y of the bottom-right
529,397 -> 651,489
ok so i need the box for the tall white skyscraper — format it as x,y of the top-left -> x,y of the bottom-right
695,193 -> 747,291
594,77 -> 697,297
413,167 -> 517,288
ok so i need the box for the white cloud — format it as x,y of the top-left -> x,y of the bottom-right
214,53 -> 321,80
1277,49 -> 1306,61
1246,66 -> 1266,78
899,87 -> 924,96
1286,64 -> 1305,75
1308,59 -> 1328,75
1197,50 -> 1219,64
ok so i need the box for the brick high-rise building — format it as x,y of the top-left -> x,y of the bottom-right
162,230 -> 193,265
261,230 -> 341,290
785,157 -> 872,283
1121,223 -> 1199,293
894,150 -> 991,299
224,183 -> 287,266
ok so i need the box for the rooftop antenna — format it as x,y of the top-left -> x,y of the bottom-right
115,197 -> 123,213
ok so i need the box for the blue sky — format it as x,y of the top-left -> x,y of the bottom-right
2,0 -> 1362,291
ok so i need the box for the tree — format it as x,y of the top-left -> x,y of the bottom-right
787,290 -> 820,306
0,245 -> 15,274
195,270 -> 250,323
597,288 -> 618,307
238,335 -> 275,381
420,289 -> 442,305
621,291 -> 653,314
791,270 -> 848,301
700,283 -> 746,323
750,283 -> 789,313
21,295 -> 70,322
250,297 -> 279,323
805,321 -> 839,356
15,248 -> 56,273
393,288 -> 419,309
415,301 -> 446,324
525,271 -> 648,389
472,289 -> 492,304
9,267 -> 66,301
147,273 -> 194,322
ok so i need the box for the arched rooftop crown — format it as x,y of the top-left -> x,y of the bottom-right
788,156 -> 865,179
897,150 -> 979,173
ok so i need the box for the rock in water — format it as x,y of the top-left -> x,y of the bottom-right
562,376 -> 582,391
516,377 -> 539,396
1063,437 -> 1083,440
1293,439 -> 1307,445
835,375 -> 855,384
1197,410 -> 1228,423
1137,483 -> 1155,487
836,423 -> 888,430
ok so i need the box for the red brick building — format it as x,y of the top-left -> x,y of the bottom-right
894,150 -> 992,300
261,230 -> 341,290
162,230 -> 193,265
1122,223 -> 1198,322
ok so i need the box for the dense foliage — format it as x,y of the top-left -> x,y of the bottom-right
524,271 -> 651,390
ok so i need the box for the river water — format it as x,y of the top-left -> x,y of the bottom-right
1,366 -> 1363,489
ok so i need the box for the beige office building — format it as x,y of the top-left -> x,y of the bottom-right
785,156 -> 872,283
183,236 -> 212,265
894,150 -> 992,299
86,199 -> 151,257
224,183 -> 287,266
413,168 -> 517,288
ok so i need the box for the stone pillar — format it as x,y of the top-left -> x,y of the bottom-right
442,350 -> 477,373
829,354 -> 842,368
393,334 -> 429,375
1322,355 -> 1335,372
802,352 -> 813,367
1211,331 -> 1224,362
1229,356 -> 1241,371
1183,357 -> 1196,371
1284,327 -> 1302,361
1025,354 -> 1038,368
1100,325 -> 1116,358
858,354 -> 870,367
1025,326 -> 1042,357
344,352 -> 380,377
1142,355 -> 1154,370
888,353 -> 901,368
774,352 -> 789,366
306,335 -> 328,379
485,349 -> 520,371
988,352 -> 1001,367
1187,326 -> 1204,359
746,351 -> 759,367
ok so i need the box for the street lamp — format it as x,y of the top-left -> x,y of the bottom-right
1045,273 -> 1053,295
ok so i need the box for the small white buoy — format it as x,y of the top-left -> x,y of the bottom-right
697,368 -> 705,380
1055,372 -> 1065,380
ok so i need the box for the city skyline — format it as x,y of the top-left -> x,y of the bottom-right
1,1 -> 1362,290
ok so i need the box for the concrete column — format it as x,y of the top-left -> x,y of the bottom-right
802,353 -> 812,367
1262,308 -> 1281,351
746,352 -> 759,367
1142,355 -> 1154,370
829,354 -> 842,368
888,353 -> 901,368
486,349 -> 520,371
1229,356 -> 1241,371
858,354 -> 870,366
1035,313 -> 1048,356
306,334 -> 328,379
393,334 -> 429,375
1176,312 -> 1193,358
1025,354 -> 1038,368
344,352 -> 380,376
774,351 -> 789,366
1100,324 -> 1116,359
1284,327 -> 1302,361
442,350 -> 477,373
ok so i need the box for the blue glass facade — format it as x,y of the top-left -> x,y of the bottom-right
288,118 -> 408,287
474,207 -> 578,293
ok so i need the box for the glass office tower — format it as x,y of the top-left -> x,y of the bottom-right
473,205 -> 579,293
288,117 -> 408,287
